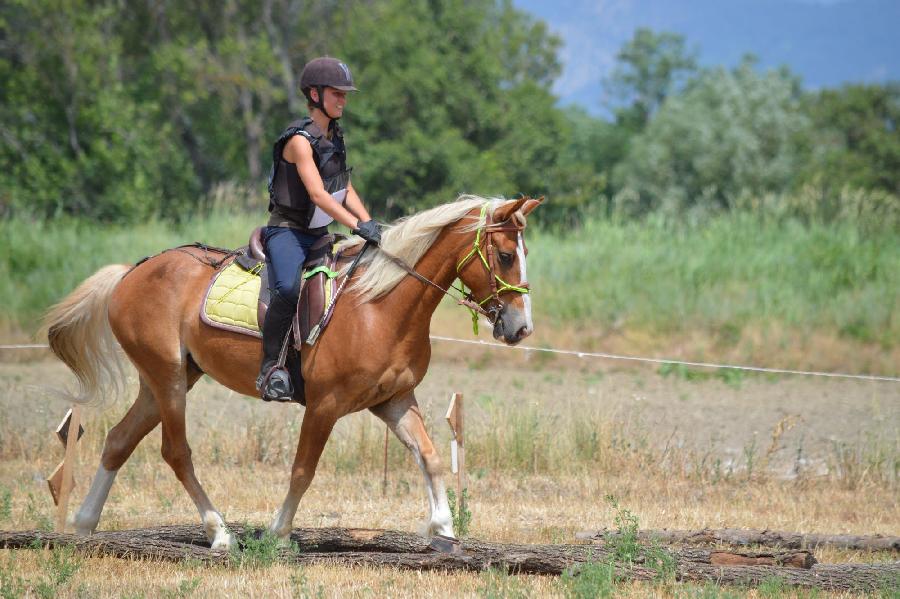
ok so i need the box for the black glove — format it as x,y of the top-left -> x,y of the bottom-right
353,219 -> 382,245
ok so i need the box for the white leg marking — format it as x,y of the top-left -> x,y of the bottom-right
74,466 -> 118,535
517,232 -> 533,333
203,510 -> 233,550
430,479 -> 454,537
409,445 -> 454,538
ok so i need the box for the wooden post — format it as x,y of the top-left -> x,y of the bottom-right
54,406 -> 82,532
445,393 -> 465,517
382,425 -> 389,496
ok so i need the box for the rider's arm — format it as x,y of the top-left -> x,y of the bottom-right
344,182 -> 372,223
284,135 -> 359,229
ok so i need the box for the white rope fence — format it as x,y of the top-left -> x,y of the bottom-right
2,338 -> 898,383
0,344 -> 52,350
428,336 -> 899,383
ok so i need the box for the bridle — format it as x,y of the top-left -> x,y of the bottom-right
376,203 -> 531,334
455,203 -> 530,330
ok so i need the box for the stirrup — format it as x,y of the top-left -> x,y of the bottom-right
256,366 -> 295,402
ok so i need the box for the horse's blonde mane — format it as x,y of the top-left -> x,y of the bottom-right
338,194 -> 505,302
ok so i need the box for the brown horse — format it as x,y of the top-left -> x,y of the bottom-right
44,195 -> 541,548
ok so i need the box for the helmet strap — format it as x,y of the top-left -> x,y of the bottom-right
315,85 -> 340,121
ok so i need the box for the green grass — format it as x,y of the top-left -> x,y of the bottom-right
527,214 -> 899,347
558,496 -> 675,598
1,212 -> 897,349
0,545 -> 84,599
0,212 -> 262,331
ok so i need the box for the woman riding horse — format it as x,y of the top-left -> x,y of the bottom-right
261,56 -> 382,402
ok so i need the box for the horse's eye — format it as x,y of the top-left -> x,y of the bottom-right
498,252 -> 514,267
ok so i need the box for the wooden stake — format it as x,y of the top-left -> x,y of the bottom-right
457,394 -> 466,517
445,393 -> 465,515
55,405 -> 82,532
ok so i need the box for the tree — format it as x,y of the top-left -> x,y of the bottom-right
0,0 -> 200,221
1,0 -> 568,222
802,83 -> 900,197
606,28 -> 698,128
338,0 -> 564,217
613,57 -> 810,217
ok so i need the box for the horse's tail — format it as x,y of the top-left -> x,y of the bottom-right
42,264 -> 132,407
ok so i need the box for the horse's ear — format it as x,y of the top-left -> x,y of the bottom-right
492,198 -> 528,223
521,196 -> 543,217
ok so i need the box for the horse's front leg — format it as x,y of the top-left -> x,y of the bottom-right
269,404 -> 338,539
370,391 -> 454,538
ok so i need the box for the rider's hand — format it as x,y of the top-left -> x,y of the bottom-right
353,219 -> 382,246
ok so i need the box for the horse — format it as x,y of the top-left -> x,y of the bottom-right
43,195 -> 541,549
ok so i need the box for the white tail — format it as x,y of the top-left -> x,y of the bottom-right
43,264 -> 132,406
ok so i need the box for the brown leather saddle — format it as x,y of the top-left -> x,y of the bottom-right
236,227 -> 349,347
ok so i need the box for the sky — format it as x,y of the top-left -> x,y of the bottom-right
511,0 -> 900,115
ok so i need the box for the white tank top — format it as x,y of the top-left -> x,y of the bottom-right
308,188 -> 348,228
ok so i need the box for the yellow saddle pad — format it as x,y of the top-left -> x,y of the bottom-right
201,262 -> 262,337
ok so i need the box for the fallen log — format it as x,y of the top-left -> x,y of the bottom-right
0,530 -> 220,564
576,527 -> 900,552
61,523 -> 813,567
1,528 -> 895,593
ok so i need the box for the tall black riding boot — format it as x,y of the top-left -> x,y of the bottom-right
256,291 -> 296,402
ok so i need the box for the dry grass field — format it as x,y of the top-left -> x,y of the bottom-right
0,325 -> 897,597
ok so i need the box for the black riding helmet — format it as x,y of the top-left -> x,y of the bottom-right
299,57 -> 358,120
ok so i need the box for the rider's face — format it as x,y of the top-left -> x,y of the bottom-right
320,87 -> 347,118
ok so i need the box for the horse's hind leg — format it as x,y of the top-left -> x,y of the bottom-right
74,378 -> 161,534
370,392 -> 454,538
146,363 -> 234,550
74,368 -> 204,535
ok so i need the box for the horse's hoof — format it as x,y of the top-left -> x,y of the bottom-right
72,516 -> 95,536
428,534 -> 461,554
211,530 -> 234,551
265,527 -> 293,547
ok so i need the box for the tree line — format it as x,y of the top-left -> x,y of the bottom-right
1,0 -> 897,228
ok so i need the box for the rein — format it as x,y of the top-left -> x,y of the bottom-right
376,203 -> 531,334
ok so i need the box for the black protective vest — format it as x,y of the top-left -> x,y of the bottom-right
267,117 -> 351,230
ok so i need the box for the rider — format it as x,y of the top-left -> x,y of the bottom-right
258,56 -> 382,402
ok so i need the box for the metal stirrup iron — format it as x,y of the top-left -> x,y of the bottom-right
260,327 -> 294,400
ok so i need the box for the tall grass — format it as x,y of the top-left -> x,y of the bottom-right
0,213 -> 263,330
527,214 -> 899,347
1,212 -> 897,349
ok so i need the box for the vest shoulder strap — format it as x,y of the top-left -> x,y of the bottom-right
275,118 -> 319,154
267,118 -> 320,202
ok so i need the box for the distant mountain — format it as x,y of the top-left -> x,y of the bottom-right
512,0 -> 899,115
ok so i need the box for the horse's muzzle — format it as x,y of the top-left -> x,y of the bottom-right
493,305 -> 533,345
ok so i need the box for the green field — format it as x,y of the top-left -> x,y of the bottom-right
528,215 -> 899,347
1,212 -> 897,369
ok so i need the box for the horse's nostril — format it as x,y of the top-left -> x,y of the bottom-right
516,325 -> 529,340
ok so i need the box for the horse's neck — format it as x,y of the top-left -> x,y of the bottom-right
381,228 -> 468,335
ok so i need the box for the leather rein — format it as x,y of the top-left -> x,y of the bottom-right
375,204 -> 530,330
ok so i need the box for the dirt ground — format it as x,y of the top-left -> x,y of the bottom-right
0,337 -> 897,598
